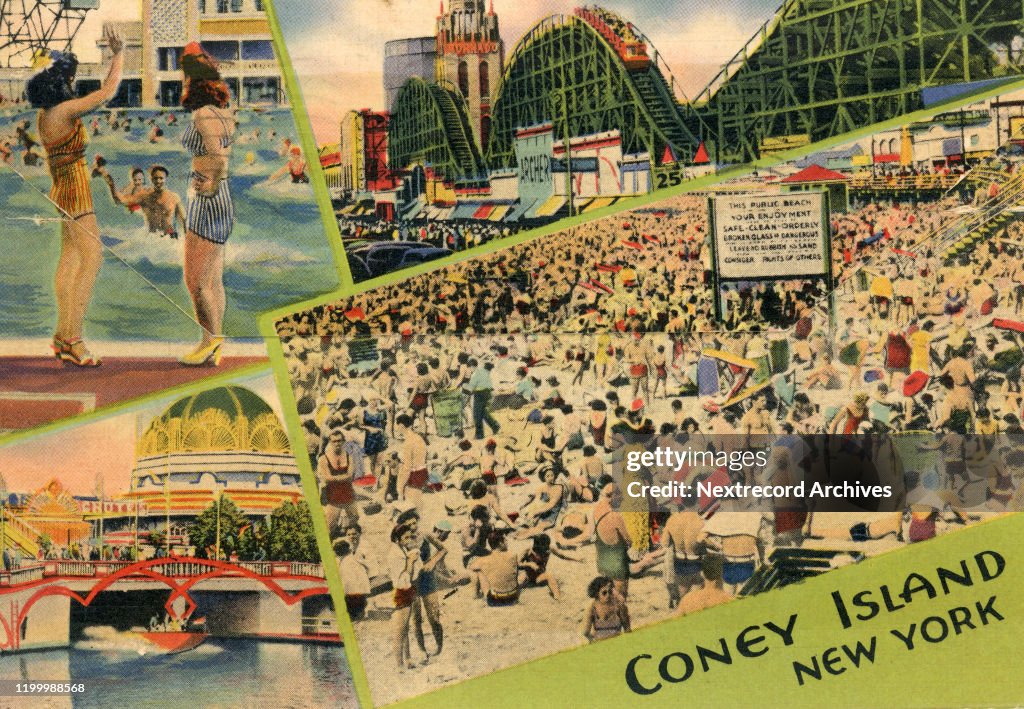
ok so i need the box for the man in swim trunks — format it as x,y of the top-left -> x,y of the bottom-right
661,497 -> 707,608
334,537 -> 370,620
675,554 -> 733,616
103,164 -> 185,237
623,332 -> 653,400
397,414 -> 428,509
468,529 -> 520,606
593,477 -> 633,600
387,522 -> 421,669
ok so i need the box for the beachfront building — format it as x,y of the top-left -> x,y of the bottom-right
0,386 -> 303,559
75,0 -> 282,108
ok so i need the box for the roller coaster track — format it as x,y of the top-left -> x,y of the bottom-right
388,77 -> 487,183
693,0 -> 1024,164
0,0 -> 94,68
487,11 -> 701,168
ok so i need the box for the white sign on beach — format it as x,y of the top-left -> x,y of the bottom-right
711,192 -> 828,279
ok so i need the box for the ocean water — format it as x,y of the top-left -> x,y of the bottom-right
0,108 -> 337,342
0,634 -> 357,708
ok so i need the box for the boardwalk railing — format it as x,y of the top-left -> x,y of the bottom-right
0,558 -> 325,587
0,564 -> 45,586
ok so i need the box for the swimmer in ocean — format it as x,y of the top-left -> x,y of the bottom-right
101,163 -> 185,238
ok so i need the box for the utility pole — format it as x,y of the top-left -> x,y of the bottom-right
0,474 -> 7,563
215,491 -> 222,561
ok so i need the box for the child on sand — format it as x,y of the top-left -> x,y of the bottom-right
517,533 -> 581,600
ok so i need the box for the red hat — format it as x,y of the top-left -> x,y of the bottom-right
181,43 -> 221,80
631,398 -> 644,412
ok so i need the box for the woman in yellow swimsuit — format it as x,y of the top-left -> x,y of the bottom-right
27,30 -> 123,366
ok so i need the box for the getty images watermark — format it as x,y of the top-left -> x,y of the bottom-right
622,446 -> 895,502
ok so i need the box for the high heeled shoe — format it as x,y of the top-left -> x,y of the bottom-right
52,337 -> 102,367
178,337 -> 224,366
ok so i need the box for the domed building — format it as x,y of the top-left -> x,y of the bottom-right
121,386 -> 305,522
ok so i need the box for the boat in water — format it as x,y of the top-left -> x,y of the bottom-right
136,630 -> 207,655
135,615 -> 207,654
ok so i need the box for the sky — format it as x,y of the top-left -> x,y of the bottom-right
0,373 -> 282,498
73,2 -> 143,63
276,0 -> 782,143
0,2 -> 139,67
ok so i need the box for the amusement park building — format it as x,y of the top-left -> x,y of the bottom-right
123,385 -> 304,524
384,37 -> 437,114
434,0 -> 504,152
0,386 -> 303,559
75,0 -> 283,109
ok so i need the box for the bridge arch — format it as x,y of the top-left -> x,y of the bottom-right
4,558 -> 329,649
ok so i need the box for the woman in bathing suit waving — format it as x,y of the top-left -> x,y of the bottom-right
28,30 -> 123,367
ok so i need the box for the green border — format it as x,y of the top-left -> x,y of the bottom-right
260,311 -> 375,705
393,514 -> 1024,709
0,359 -> 270,447
0,364 -> 279,447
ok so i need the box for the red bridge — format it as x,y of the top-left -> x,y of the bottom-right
0,557 -> 336,652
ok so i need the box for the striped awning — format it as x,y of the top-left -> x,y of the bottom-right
489,205 -> 510,221
585,197 -> 616,212
473,204 -> 495,219
452,202 -> 482,219
504,200 -> 536,222
532,195 -> 566,217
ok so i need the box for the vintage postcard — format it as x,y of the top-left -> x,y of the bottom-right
269,0 -> 1024,705
5,0 -> 1024,706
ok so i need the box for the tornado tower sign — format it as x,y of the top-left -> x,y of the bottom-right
708,190 -> 833,322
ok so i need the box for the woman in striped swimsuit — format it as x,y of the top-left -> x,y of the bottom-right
27,31 -> 123,366
178,42 -> 235,366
